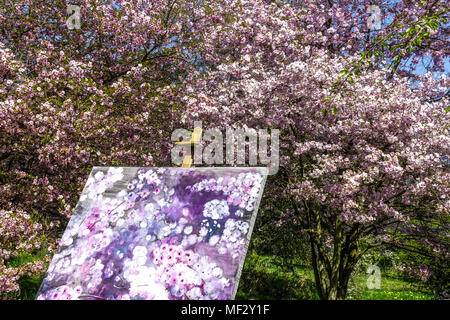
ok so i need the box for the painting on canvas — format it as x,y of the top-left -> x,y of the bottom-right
36,167 -> 267,300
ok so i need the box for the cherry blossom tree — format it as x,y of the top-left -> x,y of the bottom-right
183,0 -> 449,299
286,0 -> 449,81
0,0 -> 448,298
0,0 -> 210,218
0,0 -> 210,295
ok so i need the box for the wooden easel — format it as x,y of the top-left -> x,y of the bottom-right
175,127 -> 202,167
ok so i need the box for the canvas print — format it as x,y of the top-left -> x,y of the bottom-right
36,167 -> 267,300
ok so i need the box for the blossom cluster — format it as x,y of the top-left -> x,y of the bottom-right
191,172 -> 264,212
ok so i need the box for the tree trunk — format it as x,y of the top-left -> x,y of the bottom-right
309,232 -> 357,300
295,200 -> 360,300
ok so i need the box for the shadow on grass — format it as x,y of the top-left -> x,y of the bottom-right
17,275 -> 44,300
236,254 -> 318,300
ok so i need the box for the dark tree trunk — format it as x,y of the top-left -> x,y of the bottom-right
308,222 -> 359,300
292,197 -> 362,300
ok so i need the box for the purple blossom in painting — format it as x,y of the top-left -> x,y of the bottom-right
36,167 -> 267,300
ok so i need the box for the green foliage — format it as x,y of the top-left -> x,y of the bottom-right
249,203 -> 312,271
1,249 -> 49,300
17,275 -> 44,300
236,254 -> 318,300
393,248 -> 450,299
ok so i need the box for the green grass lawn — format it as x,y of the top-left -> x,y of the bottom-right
2,252 -> 436,300
348,273 -> 435,300
236,254 -> 436,300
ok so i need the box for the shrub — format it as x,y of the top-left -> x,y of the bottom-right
0,209 -> 51,296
